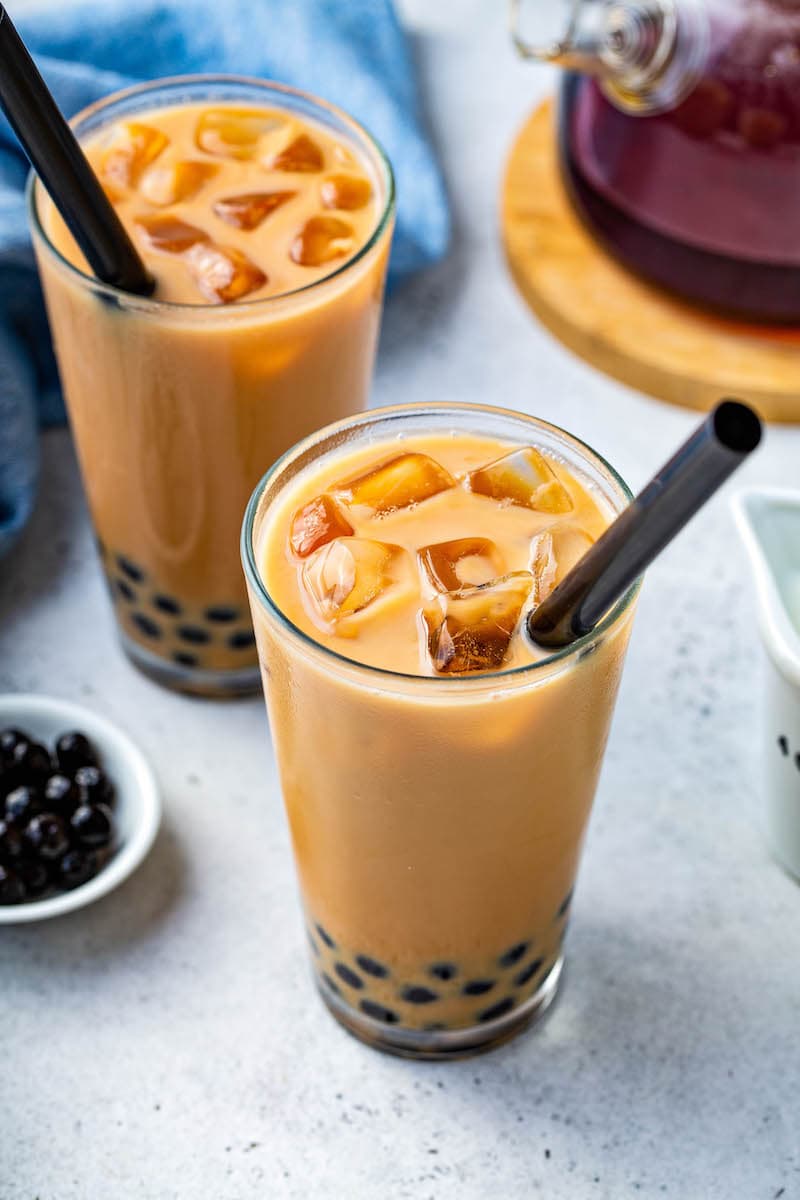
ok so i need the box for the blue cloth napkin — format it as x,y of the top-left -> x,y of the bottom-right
0,0 -> 450,557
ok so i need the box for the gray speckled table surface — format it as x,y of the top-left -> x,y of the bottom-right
2,4 -> 799,1197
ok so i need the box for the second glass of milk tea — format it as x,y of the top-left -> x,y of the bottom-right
29,76 -> 395,696
243,403 -> 640,1059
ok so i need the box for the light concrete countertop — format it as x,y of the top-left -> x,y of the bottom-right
2,5 -> 799,1198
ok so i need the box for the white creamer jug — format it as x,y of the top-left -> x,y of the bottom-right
734,488 -> 800,881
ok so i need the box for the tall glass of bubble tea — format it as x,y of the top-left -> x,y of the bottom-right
29,76 -> 395,697
242,402 -> 640,1059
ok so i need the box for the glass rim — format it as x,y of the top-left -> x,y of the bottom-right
241,401 -> 642,690
26,72 -> 396,313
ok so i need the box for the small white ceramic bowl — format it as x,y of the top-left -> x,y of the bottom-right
0,693 -> 161,923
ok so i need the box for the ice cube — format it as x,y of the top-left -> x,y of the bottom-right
418,538 -> 506,593
195,108 -> 284,159
301,538 -> 406,626
422,573 -> 533,675
134,214 -> 209,253
101,123 -> 169,188
138,160 -> 219,206
530,526 -> 594,605
335,453 -> 456,516
290,216 -> 356,267
467,447 -> 573,514
266,132 -> 324,172
213,190 -> 296,230
184,242 -> 267,303
290,494 -> 354,558
320,173 -> 373,211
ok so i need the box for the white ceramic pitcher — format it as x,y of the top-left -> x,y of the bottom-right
733,489 -> 800,882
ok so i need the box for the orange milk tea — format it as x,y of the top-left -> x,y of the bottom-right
32,81 -> 393,695
245,409 -> 637,1056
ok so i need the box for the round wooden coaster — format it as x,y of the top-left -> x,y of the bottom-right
501,99 -> 800,424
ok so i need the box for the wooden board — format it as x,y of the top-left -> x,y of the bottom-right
501,99 -> 800,424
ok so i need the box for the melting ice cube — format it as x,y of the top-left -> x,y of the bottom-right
138,160 -> 219,206
418,538 -> 506,593
320,173 -> 373,211
266,132 -> 324,172
301,538 -> 406,627
195,108 -> 284,159
134,214 -> 209,253
530,526 -> 594,606
335,453 -> 455,516
213,191 -> 296,230
101,123 -> 169,188
184,242 -> 267,303
290,495 -> 354,558
467,447 -> 573,514
422,573 -> 533,675
290,216 -> 356,267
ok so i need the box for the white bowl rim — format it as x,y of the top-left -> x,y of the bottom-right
0,693 -> 161,924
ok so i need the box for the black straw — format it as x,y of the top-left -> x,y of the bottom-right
0,4 -> 154,295
527,400 -> 763,648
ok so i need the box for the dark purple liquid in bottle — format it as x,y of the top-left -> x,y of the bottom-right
560,0 -> 800,323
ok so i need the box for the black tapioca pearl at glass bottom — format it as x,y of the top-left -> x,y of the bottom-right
462,980 -> 496,997
499,941 -> 530,969
131,613 -> 162,639
177,625 -> 211,646
360,1000 -> 399,1025
478,997 -> 515,1023
205,605 -> 239,624
117,555 -> 145,583
429,962 -> 457,982
229,629 -> 256,650
557,889 -> 574,920
514,957 -> 544,988
356,954 -> 389,979
321,973 -> 340,996
316,923 -> 336,949
115,579 -> 136,602
401,985 -> 439,1005
307,931 -> 321,957
173,652 -> 199,669
95,536 -> 107,559
154,594 -> 182,616
778,735 -> 789,756
334,963 -> 364,990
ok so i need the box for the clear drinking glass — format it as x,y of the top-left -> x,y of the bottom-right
28,75 -> 395,697
242,402 -> 640,1059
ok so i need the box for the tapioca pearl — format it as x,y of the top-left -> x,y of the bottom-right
429,962 -> 457,982
355,954 -> 389,979
401,985 -> 439,1005
132,613 -> 162,639
307,930 -> 321,957
334,963 -> 364,990
177,625 -> 211,645
499,941 -> 530,969
115,579 -> 136,602
228,629 -> 256,650
173,652 -> 199,668
315,923 -> 336,949
117,555 -> 145,582
778,735 -> 789,756
205,605 -> 239,623
478,997 -> 515,1023
360,999 -> 400,1025
514,957 -> 544,988
154,594 -> 182,615
321,973 -> 341,996
95,536 -> 107,559
556,889 -> 574,920
462,980 -> 496,996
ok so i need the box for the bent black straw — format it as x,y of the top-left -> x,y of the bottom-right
527,400 -> 763,648
0,4 -> 154,295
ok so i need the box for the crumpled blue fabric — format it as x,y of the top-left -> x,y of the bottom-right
0,0 -> 450,557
